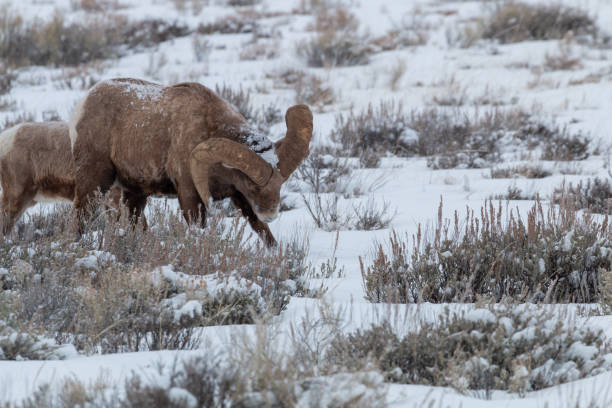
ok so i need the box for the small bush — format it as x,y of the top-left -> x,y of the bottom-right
239,41 -> 278,60
0,313 -> 76,361
490,185 -> 537,201
294,72 -> 335,108
121,19 -> 190,50
553,178 -> 612,214
331,102 -> 415,165
480,2 -> 598,44
191,35 -> 211,62
0,64 -> 15,95
215,83 -> 255,121
361,199 -> 611,303
328,306 -> 612,395
198,14 -> 257,34
352,198 -> 395,231
299,7 -> 373,67
490,164 -> 551,179
214,84 -> 281,132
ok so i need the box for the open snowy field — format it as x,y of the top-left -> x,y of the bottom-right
2,0 -> 612,406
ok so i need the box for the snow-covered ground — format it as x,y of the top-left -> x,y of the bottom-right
3,0 -> 612,406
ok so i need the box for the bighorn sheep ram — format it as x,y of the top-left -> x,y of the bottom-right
70,78 -> 313,247
0,122 -> 125,235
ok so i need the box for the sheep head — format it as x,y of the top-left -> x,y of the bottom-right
190,104 -> 313,222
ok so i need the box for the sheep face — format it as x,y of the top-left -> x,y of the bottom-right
232,168 -> 284,222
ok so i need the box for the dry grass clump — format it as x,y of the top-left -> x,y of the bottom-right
328,306 -> 612,395
553,178 -> 612,214
299,7 -> 373,67
362,200 -> 611,304
0,8 -> 191,67
294,72 -> 335,108
490,164 -> 551,179
0,198 -> 311,354
239,41 -> 279,60
480,2 -> 598,44
214,83 -> 282,132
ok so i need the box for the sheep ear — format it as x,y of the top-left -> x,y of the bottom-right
275,105 -> 313,179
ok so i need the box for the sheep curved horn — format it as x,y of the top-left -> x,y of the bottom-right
190,138 -> 274,206
275,105 -> 313,179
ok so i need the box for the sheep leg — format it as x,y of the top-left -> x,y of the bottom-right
177,183 -> 207,227
72,159 -> 116,233
231,193 -> 277,248
1,193 -> 35,236
122,190 -> 148,230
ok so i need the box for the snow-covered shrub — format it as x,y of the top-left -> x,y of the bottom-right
31,358 -> 386,408
0,322 -> 76,361
121,19 -> 190,50
299,7 -> 373,67
490,185 -> 537,201
332,105 -> 510,169
490,164 -> 551,179
362,199 -> 611,303
198,13 -> 258,34
517,118 -> 591,161
480,2 -> 598,44
328,306 -> 612,395
228,0 -> 260,6
331,105 -> 592,169
553,178 -> 612,214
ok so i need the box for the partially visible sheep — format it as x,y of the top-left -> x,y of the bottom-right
0,122 -> 126,235
71,78 -> 313,247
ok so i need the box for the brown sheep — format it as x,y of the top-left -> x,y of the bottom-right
0,122 -> 127,235
70,78 -> 313,247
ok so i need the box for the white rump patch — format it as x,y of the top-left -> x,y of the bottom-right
69,97 -> 86,149
0,124 -> 21,158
